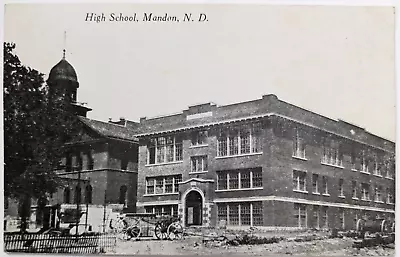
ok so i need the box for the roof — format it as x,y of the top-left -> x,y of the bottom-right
48,58 -> 78,83
135,94 -> 395,153
78,116 -> 138,143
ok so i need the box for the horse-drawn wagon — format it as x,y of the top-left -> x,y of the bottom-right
110,213 -> 184,241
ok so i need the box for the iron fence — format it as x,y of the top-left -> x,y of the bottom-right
3,233 -> 117,254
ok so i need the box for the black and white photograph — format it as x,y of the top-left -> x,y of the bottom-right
2,2 -> 397,255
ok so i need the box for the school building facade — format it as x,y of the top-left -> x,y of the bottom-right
134,94 -> 395,229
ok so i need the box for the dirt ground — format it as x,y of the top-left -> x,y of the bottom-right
115,234 -> 395,256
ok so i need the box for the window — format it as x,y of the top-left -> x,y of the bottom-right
293,128 -> 306,158
373,156 -> 382,176
85,185 -> 92,204
147,136 -> 183,165
386,189 -> 394,204
87,151 -> 94,170
361,183 -> 370,201
374,186 -> 383,202
322,140 -> 342,166
322,176 -> 329,195
216,123 -> 262,157
174,176 -> 182,193
229,204 -> 239,225
155,178 -> 164,194
312,206 -> 319,229
252,169 -> 263,188
293,170 -> 307,192
66,153 -> 72,172
229,172 -> 239,189
339,179 -> 344,197
144,205 -> 178,216
217,173 -> 228,190
360,151 -> 369,173
241,170 -> 251,189
145,207 -> 153,213
75,154 -> 83,171
217,204 -> 228,223
352,181 -> 358,199
75,186 -> 82,204
146,179 -> 155,194
190,156 -> 208,173
321,207 -> 328,228
217,202 -> 263,226
240,203 -> 251,225
217,168 -> 263,190
294,204 -> 307,227
64,188 -> 71,204
119,185 -> 127,206
165,177 -> 173,193
191,131 -> 208,146
385,161 -> 394,179
339,209 -> 345,230
146,175 -> 182,195
312,174 -> 319,194
121,158 -> 128,170
252,202 -> 263,226
351,153 -> 357,170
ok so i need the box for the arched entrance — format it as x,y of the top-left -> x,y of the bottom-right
185,191 -> 203,226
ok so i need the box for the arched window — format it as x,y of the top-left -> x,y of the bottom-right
119,185 -> 128,206
85,185 -> 93,204
64,188 -> 71,204
75,186 -> 82,204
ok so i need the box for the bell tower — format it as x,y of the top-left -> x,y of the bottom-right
47,49 -> 92,117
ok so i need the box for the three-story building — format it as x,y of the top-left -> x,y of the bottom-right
134,94 -> 395,230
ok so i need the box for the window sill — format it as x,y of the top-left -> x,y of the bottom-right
373,174 -> 383,178
359,171 -> 370,175
189,171 -> 208,174
292,156 -> 308,161
338,195 -> 346,199
189,144 -> 209,149
352,197 -> 359,200
386,202 -> 395,205
312,192 -> 320,195
361,199 -> 371,202
375,200 -> 384,203
351,168 -> 358,172
145,161 -> 183,167
216,187 -> 263,192
321,163 -> 344,169
322,193 -> 330,197
215,152 -> 263,159
385,177 -> 394,180
293,189 -> 308,194
144,193 -> 179,197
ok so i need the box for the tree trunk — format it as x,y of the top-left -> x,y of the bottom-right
19,194 -> 31,233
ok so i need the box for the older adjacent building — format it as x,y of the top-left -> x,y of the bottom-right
134,94 -> 395,230
4,53 -> 139,232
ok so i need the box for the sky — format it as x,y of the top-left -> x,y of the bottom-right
3,4 -> 396,141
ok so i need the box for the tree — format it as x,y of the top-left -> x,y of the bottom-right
4,42 -> 79,231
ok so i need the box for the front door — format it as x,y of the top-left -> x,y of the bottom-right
185,191 -> 202,226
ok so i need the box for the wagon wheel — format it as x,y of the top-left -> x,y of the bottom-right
127,226 -> 142,240
118,228 -> 132,240
167,222 -> 184,240
154,223 -> 168,240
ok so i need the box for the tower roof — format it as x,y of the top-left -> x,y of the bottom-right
48,54 -> 78,83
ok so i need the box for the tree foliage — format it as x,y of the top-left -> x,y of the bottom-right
4,42 -> 79,202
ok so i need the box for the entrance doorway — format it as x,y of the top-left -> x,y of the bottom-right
185,191 -> 203,226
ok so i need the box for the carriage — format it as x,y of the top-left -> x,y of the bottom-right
110,213 -> 184,241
